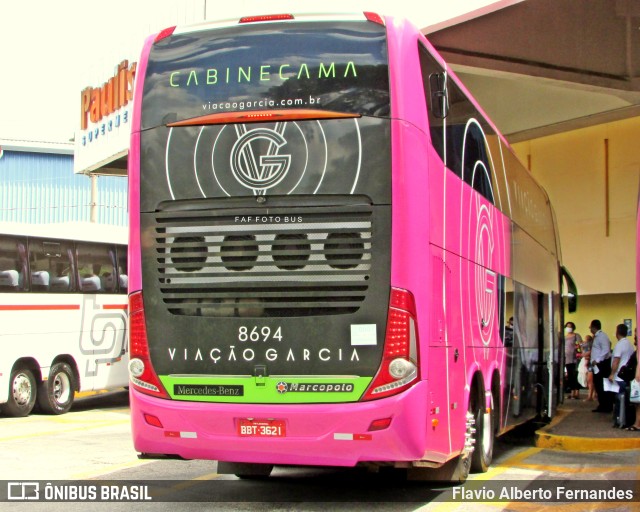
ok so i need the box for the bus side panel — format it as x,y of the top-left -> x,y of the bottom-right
438,158 -> 511,431
79,295 -> 128,391
388,19 -> 512,462
127,130 -> 142,293
0,293 -> 129,401
128,34 -> 154,294
423,245 -> 468,462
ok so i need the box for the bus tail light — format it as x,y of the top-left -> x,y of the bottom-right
144,413 -> 164,428
167,109 -> 360,128
364,12 -> 385,26
154,26 -> 176,43
129,291 -> 169,399
368,417 -> 392,431
361,288 -> 419,401
239,14 -> 294,23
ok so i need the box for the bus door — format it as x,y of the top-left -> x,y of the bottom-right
541,290 -> 561,418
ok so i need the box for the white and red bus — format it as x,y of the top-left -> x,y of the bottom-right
0,222 -> 128,417
127,12 -> 577,481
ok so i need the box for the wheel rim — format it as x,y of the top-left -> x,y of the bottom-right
12,373 -> 33,406
52,372 -> 72,405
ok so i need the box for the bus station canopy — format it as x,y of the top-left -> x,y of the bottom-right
423,0 -> 640,142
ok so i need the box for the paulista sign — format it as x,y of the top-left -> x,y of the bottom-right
74,60 -> 136,175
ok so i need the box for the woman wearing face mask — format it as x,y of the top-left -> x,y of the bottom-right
564,321 -> 583,400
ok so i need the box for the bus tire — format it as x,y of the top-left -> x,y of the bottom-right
407,455 -> 470,483
470,387 -> 494,473
1,367 -> 37,417
37,362 -> 76,415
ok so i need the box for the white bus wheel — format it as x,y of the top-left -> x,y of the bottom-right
470,388 -> 494,473
37,362 -> 76,415
1,367 -> 37,417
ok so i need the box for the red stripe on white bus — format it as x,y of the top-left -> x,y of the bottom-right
0,304 -> 126,311
0,304 -> 80,311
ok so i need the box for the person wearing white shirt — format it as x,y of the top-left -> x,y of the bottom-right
589,319 -> 613,413
609,324 -> 635,428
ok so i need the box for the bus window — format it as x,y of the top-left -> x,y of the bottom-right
0,235 -> 28,292
116,245 -> 128,292
419,45 -> 446,162
76,242 -> 117,293
446,79 -> 496,204
29,239 -> 74,292
419,44 -> 496,205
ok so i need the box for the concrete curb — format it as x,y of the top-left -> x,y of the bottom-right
534,407 -> 640,451
75,388 -> 127,400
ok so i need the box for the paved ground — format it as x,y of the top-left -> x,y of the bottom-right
535,394 -> 640,451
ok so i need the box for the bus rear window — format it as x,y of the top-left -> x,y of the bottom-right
142,21 -> 389,129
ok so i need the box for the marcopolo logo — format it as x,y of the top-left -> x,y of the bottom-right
276,382 -> 355,394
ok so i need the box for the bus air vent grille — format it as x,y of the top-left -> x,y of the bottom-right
152,206 -> 373,317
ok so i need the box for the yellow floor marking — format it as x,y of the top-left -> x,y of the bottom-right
147,472 -> 223,499
491,447 -> 543,472
414,448 -> 544,512
535,432 -> 640,452
419,445 -> 638,512
511,463 -> 639,474
193,472 -> 221,481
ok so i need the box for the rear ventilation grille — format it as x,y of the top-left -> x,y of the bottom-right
220,235 -> 259,271
152,206 -> 374,317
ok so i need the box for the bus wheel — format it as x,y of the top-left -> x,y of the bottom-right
407,454 -> 471,483
37,362 -> 76,415
1,367 -> 37,417
470,388 -> 494,473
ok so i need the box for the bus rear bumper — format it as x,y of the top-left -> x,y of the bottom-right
130,382 -> 430,467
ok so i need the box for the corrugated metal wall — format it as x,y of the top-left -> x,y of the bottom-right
0,150 -> 127,226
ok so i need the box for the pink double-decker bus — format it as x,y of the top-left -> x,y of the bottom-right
127,12 -> 578,482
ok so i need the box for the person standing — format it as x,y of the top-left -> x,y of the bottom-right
589,319 -> 612,413
609,324 -> 634,427
580,334 -> 597,401
627,329 -> 640,431
564,322 -> 582,399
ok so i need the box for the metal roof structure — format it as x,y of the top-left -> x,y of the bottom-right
424,0 -> 640,142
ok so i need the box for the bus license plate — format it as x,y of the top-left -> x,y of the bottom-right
238,419 -> 286,437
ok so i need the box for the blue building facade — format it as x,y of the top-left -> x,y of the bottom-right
0,144 -> 127,226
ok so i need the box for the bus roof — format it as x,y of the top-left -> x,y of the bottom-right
0,222 -> 128,245
166,12 -> 377,37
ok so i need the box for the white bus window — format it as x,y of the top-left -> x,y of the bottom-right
29,239 -> 74,292
116,245 -> 128,293
76,242 -> 116,293
0,235 -> 28,292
